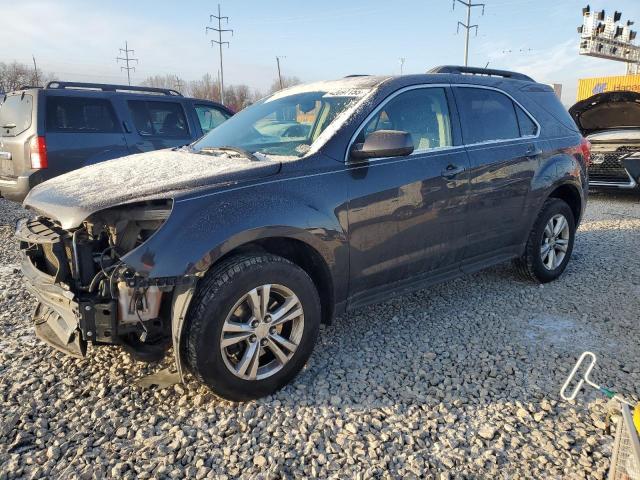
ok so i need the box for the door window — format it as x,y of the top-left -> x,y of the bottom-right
45,97 -> 119,133
128,100 -> 190,138
0,94 -> 33,136
515,105 -> 538,137
358,88 -> 452,151
455,88 -> 521,144
195,105 -> 230,134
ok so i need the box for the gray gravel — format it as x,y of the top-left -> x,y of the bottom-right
1,192 -> 639,479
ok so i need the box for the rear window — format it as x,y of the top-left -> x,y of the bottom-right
46,97 -> 120,133
456,88 -> 520,144
128,100 -> 190,138
0,94 -> 33,137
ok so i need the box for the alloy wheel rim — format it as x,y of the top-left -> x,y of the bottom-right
220,284 -> 304,381
540,214 -> 570,270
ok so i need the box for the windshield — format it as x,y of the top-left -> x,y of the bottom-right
192,87 -> 372,158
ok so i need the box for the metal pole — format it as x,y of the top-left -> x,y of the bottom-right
218,5 -> 225,103
464,5 -> 471,66
125,41 -> 131,85
276,56 -> 283,89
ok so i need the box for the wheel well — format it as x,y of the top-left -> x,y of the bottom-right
215,238 -> 335,325
548,184 -> 582,223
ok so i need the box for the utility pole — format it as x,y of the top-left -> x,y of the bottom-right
117,41 -> 138,85
399,57 -> 406,75
276,56 -> 286,90
453,0 -> 485,66
174,76 -> 184,92
207,4 -> 233,104
32,55 -> 39,87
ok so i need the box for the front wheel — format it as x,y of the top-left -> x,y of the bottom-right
184,254 -> 321,401
513,198 -> 576,283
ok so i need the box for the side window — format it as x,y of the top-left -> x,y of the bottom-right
455,88 -> 520,144
46,97 -> 119,133
358,88 -> 453,151
515,105 -> 538,137
195,105 -> 230,134
127,100 -> 190,138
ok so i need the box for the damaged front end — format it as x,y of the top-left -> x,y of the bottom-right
17,199 -> 196,367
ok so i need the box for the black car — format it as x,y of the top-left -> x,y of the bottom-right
17,66 -> 590,401
0,81 -> 232,202
569,90 -> 640,189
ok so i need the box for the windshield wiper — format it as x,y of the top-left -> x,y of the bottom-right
198,146 -> 260,162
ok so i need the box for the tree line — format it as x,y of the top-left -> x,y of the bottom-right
0,60 -> 300,112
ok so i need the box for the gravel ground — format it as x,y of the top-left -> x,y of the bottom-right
1,192 -> 639,479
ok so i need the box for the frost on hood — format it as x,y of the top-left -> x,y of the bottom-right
24,149 -> 279,229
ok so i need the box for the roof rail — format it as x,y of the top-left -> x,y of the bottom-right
428,65 -> 534,82
45,81 -> 182,96
18,85 -> 43,90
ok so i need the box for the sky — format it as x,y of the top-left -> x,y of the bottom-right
2,0 -> 639,104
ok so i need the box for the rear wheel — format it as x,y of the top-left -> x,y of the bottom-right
513,198 -> 576,283
185,254 -> 321,401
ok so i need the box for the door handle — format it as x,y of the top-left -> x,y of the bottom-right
525,144 -> 542,157
441,164 -> 466,179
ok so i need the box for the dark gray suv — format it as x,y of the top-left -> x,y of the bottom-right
0,82 -> 232,202
17,66 -> 590,401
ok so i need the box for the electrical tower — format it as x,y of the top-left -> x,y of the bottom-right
207,4 -> 233,104
399,57 -> 406,75
453,0 -> 485,66
117,41 -> 138,86
276,56 -> 286,90
175,76 -> 184,92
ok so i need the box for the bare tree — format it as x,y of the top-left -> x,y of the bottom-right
140,74 -> 179,91
269,75 -> 301,94
0,61 -> 54,93
188,73 -> 221,102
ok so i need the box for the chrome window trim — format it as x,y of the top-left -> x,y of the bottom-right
344,83 -> 542,163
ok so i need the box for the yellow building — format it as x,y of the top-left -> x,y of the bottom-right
576,74 -> 640,101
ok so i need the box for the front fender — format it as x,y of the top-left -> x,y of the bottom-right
120,174 -> 350,301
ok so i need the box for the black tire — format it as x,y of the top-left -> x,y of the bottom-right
184,254 -> 321,401
513,198 -> 576,283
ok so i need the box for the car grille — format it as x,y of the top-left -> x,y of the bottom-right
589,146 -> 640,185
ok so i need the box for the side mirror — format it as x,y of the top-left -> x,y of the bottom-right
350,130 -> 414,160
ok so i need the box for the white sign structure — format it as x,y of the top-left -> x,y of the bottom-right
578,5 -> 640,74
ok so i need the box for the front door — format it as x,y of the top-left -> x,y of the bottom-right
347,86 -> 471,303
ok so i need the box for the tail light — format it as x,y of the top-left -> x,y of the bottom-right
579,137 -> 591,166
29,136 -> 48,169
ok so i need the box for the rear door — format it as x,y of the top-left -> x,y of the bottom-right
123,99 -> 194,153
0,92 -> 37,180
452,86 -> 542,269
44,94 -> 129,177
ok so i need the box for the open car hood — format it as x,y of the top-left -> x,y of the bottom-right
23,148 -> 281,229
569,91 -> 640,135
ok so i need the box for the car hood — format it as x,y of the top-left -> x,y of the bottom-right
569,91 -> 640,135
23,148 -> 282,229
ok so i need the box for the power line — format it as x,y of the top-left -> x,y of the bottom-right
116,41 -> 138,86
452,0 -> 485,66
206,4 -> 233,104
275,56 -> 286,90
